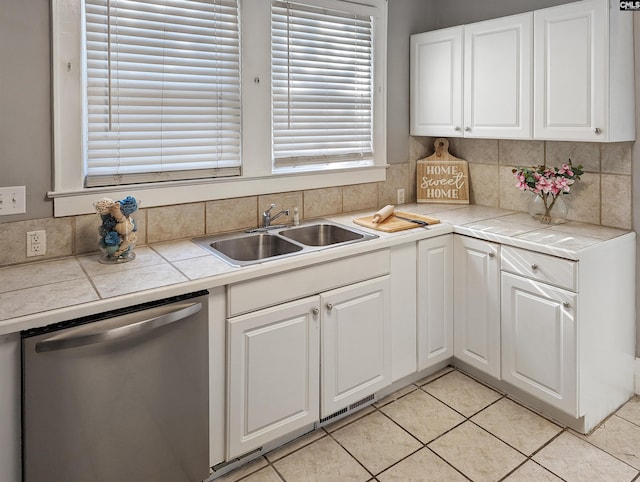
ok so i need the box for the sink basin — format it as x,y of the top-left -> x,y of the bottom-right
193,220 -> 377,267
279,223 -> 368,246
198,233 -> 303,266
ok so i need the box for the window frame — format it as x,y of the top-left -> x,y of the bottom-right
50,0 -> 387,217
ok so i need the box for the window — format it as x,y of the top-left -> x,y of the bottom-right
272,1 -> 373,170
51,0 -> 387,216
84,0 -> 241,187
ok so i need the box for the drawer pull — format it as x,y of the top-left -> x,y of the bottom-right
326,303 -> 333,311
563,301 -> 571,309
531,264 -> 538,271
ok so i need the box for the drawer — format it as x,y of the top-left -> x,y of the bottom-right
501,246 -> 577,291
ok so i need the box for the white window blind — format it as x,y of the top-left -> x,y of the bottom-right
84,0 -> 241,187
271,1 -> 374,169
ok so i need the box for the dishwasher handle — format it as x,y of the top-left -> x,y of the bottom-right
35,301 -> 203,353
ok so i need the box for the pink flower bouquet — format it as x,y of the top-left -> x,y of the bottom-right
512,160 -> 583,223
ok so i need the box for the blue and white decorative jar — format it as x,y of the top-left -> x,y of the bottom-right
93,196 -> 139,264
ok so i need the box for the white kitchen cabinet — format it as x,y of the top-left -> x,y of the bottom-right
226,267 -> 391,459
453,235 -> 500,379
463,13 -> 532,138
533,0 -> 634,141
227,296 -> 320,459
410,13 -> 532,139
501,272 -> 577,415
390,244 -> 418,381
321,276 -> 391,418
500,239 -> 635,433
417,235 -> 453,370
410,26 -> 463,137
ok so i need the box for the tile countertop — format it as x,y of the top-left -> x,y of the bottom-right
0,204 -> 633,335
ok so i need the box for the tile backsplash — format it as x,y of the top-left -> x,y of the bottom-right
413,137 -> 633,230
0,138 -> 633,267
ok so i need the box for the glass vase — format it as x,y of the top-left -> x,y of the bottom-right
528,193 -> 568,225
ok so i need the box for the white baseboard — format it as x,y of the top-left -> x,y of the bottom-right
636,358 -> 640,395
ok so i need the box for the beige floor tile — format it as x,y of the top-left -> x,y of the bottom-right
323,405 -> 375,433
428,421 -> 526,482
331,411 -> 422,475
581,415 -> 640,469
374,384 -> 418,408
242,466 -> 282,482
273,436 -> 370,482
377,448 -> 466,482
533,432 -> 638,482
617,396 -> 640,427
213,457 -> 268,482
423,370 -> 502,417
471,398 -> 562,455
415,366 -> 455,386
503,460 -> 562,481
265,429 -> 326,463
381,389 -> 465,443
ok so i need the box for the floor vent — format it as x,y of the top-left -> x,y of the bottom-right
209,446 -> 263,480
319,407 -> 348,424
318,394 -> 377,426
350,394 -> 375,410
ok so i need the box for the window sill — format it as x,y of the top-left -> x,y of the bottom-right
48,165 -> 388,217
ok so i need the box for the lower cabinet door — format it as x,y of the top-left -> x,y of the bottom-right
454,235 -> 501,378
501,272 -> 578,416
321,276 -> 391,418
227,296 -> 320,459
418,235 -> 454,370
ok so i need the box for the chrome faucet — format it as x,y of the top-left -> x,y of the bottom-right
262,203 -> 289,229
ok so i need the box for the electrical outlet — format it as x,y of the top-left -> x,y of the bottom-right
27,230 -> 46,257
397,188 -> 405,205
0,186 -> 26,215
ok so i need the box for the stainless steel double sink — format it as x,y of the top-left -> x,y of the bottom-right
192,220 -> 378,267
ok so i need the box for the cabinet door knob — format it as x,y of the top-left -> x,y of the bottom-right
488,252 -> 495,258
594,127 -> 602,134
454,126 -> 461,131
464,127 -> 471,132
531,264 -> 538,270
326,303 -> 333,311
563,301 -> 571,309
312,308 -> 319,316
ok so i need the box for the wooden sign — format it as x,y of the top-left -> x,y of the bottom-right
417,138 -> 469,204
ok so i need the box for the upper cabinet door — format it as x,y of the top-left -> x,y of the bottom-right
410,27 -> 463,137
534,0 -> 635,142
463,13 -> 532,139
534,0 -> 605,141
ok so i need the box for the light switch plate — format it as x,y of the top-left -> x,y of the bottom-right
0,186 -> 26,215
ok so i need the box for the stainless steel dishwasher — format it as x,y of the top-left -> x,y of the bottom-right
22,290 -> 210,482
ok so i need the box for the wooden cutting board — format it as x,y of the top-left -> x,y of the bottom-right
353,211 -> 440,232
417,138 -> 470,204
